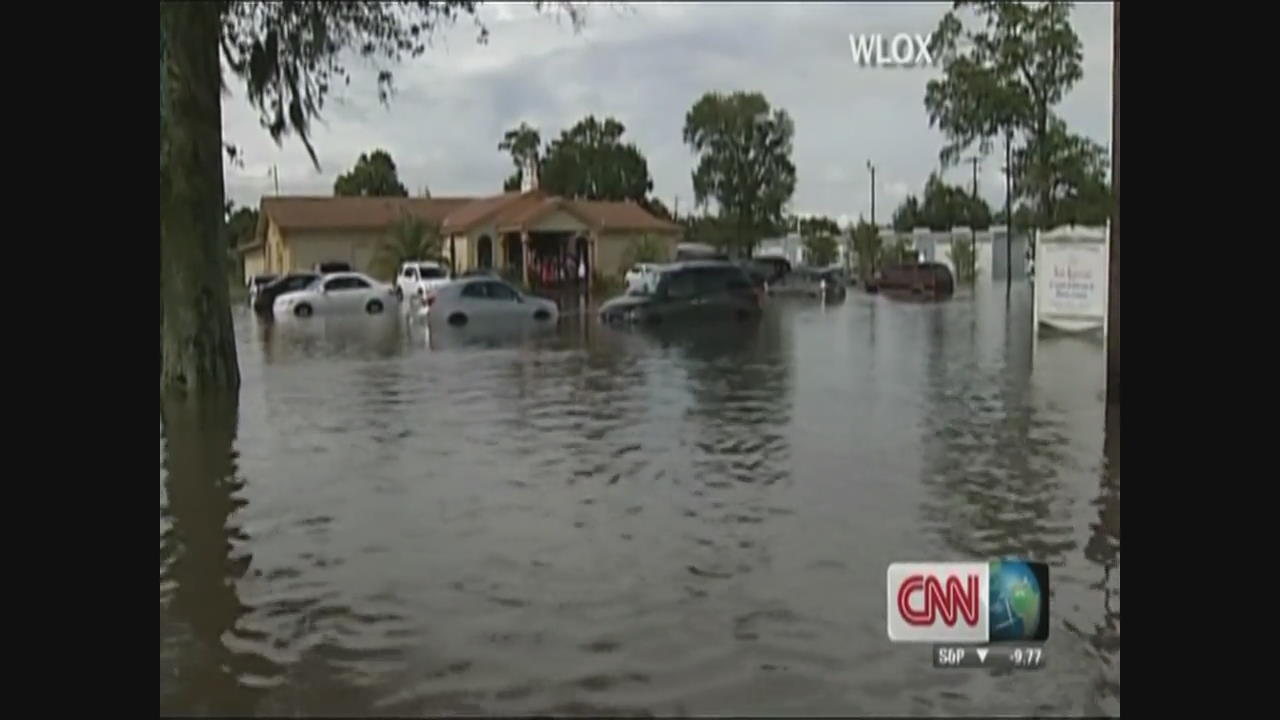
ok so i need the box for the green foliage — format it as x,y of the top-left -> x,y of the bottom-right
219,2 -> 585,170
1013,117 -> 1112,227
851,220 -> 883,282
796,215 -> 841,239
804,234 -> 839,268
622,235 -> 669,269
948,237 -> 976,284
641,197 -> 672,220
334,149 -> 409,197
498,121 -> 541,190
926,1 -> 1085,226
883,236 -> 916,267
681,215 -> 733,252
892,173 -> 992,231
683,91 -> 797,256
373,212 -> 442,279
591,271 -> 625,298
222,202 -> 259,248
539,116 -> 653,202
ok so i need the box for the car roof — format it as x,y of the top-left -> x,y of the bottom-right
319,271 -> 371,282
656,260 -> 747,272
406,260 -> 443,267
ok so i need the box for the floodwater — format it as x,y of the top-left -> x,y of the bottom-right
159,282 -> 1119,716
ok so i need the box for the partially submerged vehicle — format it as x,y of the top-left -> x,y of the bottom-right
675,242 -> 729,262
873,262 -> 955,300
767,266 -> 848,301
599,260 -> 763,325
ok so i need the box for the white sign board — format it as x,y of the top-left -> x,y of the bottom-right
1034,225 -> 1109,333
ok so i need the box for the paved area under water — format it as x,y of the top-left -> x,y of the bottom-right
159,282 -> 1119,716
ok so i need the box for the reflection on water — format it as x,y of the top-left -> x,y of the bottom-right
160,285 -> 1118,716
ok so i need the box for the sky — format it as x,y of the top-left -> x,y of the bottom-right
221,1 -> 1114,228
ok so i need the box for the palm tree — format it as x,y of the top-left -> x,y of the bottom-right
374,212 -> 443,280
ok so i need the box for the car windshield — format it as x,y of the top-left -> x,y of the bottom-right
418,266 -> 447,279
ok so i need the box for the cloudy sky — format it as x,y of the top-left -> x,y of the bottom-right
221,1 -> 1114,227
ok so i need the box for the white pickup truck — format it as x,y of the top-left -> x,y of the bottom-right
395,260 -> 453,308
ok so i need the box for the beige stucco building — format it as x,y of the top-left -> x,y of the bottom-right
241,190 -> 682,286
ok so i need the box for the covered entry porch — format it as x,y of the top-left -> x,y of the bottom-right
492,203 -> 600,291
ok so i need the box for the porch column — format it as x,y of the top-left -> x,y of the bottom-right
521,230 -> 530,287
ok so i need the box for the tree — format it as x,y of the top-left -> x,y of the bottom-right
160,1 -> 583,396
851,219 -> 883,283
947,238 -> 976,283
927,1 -> 1085,227
333,149 -> 409,197
222,202 -> 259,249
1013,117 -> 1111,227
797,215 -> 840,267
683,91 -> 796,257
373,212 -> 443,280
798,215 -> 841,239
804,235 -> 838,267
539,116 -> 653,202
892,174 -> 992,231
498,122 -> 542,191
640,196 -> 672,221
622,235 -> 670,269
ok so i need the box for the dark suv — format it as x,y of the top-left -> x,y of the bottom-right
599,261 -> 763,325
252,272 -> 320,316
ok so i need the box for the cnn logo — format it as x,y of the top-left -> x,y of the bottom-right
887,562 -> 990,642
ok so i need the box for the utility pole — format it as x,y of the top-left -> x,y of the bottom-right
866,160 -> 877,228
1003,133 -> 1013,291
1107,0 -> 1120,406
271,165 -> 280,196
967,156 -> 980,284
673,195 -> 680,220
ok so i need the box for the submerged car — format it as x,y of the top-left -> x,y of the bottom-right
395,260 -> 453,305
875,262 -> 955,300
246,273 -> 278,305
253,272 -> 321,316
599,261 -> 763,325
272,272 -> 399,319
768,267 -> 848,300
425,276 -> 559,328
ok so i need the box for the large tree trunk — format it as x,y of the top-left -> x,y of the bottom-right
160,2 -> 240,396
1107,1 -> 1120,406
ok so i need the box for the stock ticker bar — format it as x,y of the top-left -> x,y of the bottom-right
932,645 -> 1046,671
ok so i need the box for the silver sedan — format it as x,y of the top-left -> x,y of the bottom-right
425,277 -> 559,329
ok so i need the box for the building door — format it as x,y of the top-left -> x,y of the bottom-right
477,235 -> 493,269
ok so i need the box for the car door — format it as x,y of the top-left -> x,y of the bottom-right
657,269 -> 698,321
325,276 -> 367,313
482,281 -> 525,321
399,265 -> 417,298
456,281 -> 490,319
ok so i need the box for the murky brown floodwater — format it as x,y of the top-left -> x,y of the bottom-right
160,282 -> 1119,716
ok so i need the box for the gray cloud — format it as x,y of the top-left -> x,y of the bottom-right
222,2 -> 1114,223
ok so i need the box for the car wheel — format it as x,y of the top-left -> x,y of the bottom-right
447,312 -> 468,326
366,299 -> 384,315
294,304 -> 313,318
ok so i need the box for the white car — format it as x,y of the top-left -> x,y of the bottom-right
395,260 -> 453,306
426,276 -> 559,328
272,272 -> 400,319
624,263 -> 661,294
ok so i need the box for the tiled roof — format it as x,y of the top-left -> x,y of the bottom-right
259,191 -> 682,237
260,196 -> 477,231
